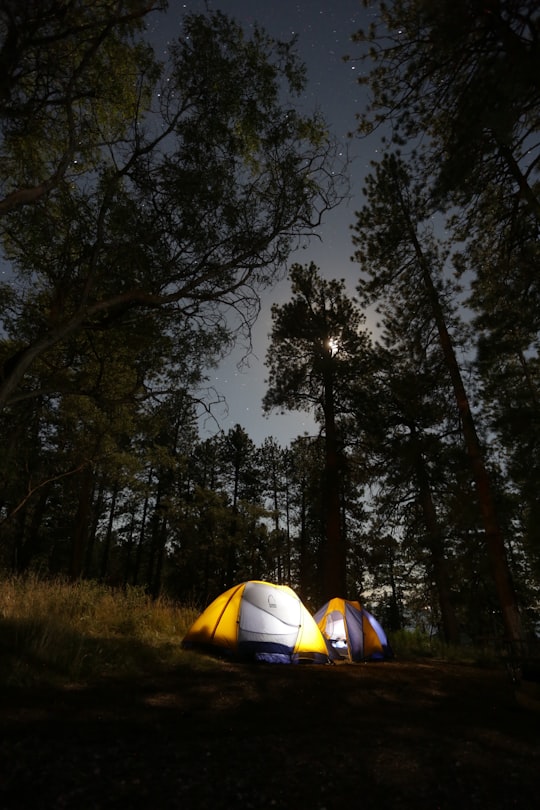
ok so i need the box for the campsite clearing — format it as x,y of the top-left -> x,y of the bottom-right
1,658 -> 538,809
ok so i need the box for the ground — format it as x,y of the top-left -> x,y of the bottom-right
1,658 -> 539,809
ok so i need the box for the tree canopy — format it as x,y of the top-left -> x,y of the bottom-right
0,5 -> 343,408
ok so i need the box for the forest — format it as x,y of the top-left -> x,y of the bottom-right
1,0 -> 539,656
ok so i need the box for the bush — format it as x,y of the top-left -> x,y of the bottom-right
389,628 -> 499,666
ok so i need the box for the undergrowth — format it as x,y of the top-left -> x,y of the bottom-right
390,628 -> 500,667
0,574 -> 502,688
0,574 -> 206,687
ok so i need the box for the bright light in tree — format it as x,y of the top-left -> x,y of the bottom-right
327,337 -> 339,356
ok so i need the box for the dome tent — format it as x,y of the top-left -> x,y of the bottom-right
182,580 -> 330,664
314,597 -> 393,662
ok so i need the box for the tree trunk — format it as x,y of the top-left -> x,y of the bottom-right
404,214 -> 525,648
122,511 -> 136,590
321,362 -> 347,600
100,484 -> 118,582
16,483 -> 51,573
133,468 -> 152,586
84,481 -> 105,578
149,516 -> 167,600
285,482 -> 292,583
133,499 -> 147,587
298,481 -> 308,600
70,466 -> 93,580
410,428 -> 460,644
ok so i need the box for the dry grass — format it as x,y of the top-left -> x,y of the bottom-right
0,574 -> 201,686
1,575 -> 505,689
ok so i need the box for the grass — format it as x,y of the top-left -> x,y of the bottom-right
390,627 -> 501,667
0,574 -> 503,689
0,574 -> 205,687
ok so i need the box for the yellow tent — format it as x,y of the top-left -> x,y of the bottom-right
182,580 -> 330,664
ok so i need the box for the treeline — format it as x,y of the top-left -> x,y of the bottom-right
1,2 -> 540,648
0,418 -> 361,613
0,7 -> 340,597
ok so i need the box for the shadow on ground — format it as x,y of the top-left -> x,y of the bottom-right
1,659 -> 538,809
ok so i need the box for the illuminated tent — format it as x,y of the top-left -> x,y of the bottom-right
313,597 -> 393,662
182,580 -> 330,664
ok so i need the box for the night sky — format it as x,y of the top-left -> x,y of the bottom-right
149,1 -> 380,445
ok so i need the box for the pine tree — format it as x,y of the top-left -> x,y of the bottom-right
264,262 -> 374,600
352,152 -> 525,648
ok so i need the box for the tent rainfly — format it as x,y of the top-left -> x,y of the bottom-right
182,580 -> 330,664
314,597 -> 393,662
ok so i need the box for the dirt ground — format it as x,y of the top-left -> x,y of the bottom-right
1,657 -> 539,809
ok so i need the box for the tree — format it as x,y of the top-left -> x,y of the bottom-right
452,174 -> 540,612
284,435 -> 326,603
218,424 -> 261,588
352,151 -> 525,648
352,0 -> 540,222
343,321 -> 464,643
0,10 -> 343,408
264,262 -> 374,600
258,437 -> 290,584
0,0 -> 162,215
350,0 -> 540,646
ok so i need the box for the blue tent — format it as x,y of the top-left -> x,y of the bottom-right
314,598 -> 393,662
